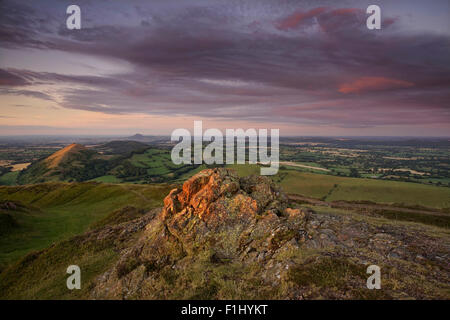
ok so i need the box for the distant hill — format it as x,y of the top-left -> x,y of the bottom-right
124,134 -> 170,143
44,143 -> 88,168
128,134 -> 146,140
17,143 -> 104,184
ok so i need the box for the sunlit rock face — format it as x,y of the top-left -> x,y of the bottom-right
91,168 -> 310,299
157,168 -> 307,259
162,168 -> 290,229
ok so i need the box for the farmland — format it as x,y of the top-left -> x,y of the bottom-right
278,137 -> 450,187
228,164 -> 450,209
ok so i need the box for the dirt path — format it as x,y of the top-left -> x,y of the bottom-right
278,161 -> 330,172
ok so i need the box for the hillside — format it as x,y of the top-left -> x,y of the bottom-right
45,144 -> 88,168
0,182 -> 174,269
18,144 -> 103,184
127,134 -> 146,141
0,168 -> 448,299
14,142 -> 201,185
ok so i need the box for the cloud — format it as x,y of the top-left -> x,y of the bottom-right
339,77 -> 414,94
0,69 -> 30,86
276,7 -> 327,30
0,0 -> 449,130
0,88 -> 54,101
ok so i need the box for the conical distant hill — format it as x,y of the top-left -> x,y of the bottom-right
44,143 -> 88,168
18,143 -> 100,184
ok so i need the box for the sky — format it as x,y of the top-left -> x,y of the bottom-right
0,0 -> 449,136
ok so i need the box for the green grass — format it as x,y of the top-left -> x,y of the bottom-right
0,231 -> 119,299
90,175 -> 122,183
125,148 -> 200,180
229,164 -> 450,209
129,149 -> 172,172
0,213 -> 18,236
288,256 -> 366,288
287,256 -> 392,299
0,171 -> 19,186
372,209 -> 450,229
226,164 -> 261,176
327,179 -> 449,209
0,182 -> 172,267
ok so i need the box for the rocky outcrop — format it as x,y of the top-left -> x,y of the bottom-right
160,168 -> 305,255
91,168 -> 312,299
89,168 -> 450,300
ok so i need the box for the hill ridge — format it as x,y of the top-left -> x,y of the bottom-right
45,143 -> 87,168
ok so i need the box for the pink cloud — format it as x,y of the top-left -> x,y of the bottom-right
316,8 -> 365,33
339,77 -> 414,94
276,7 -> 371,33
276,7 -> 327,31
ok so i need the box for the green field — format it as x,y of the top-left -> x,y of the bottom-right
229,164 -> 450,209
111,148 -> 202,182
128,149 -> 181,174
0,182 -> 173,267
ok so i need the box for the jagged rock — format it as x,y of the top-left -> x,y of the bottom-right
91,168 -> 308,299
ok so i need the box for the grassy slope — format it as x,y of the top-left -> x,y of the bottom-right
129,148 -> 176,173
90,175 -> 123,183
0,182 -> 173,267
228,164 -> 450,209
0,172 -> 19,186
0,230 -> 120,299
125,148 -> 200,179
